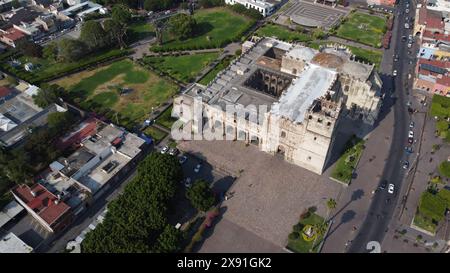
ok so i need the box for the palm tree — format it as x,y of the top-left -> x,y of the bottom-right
326,198 -> 337,211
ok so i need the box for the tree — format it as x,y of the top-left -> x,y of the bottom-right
82,153 -> 183,253
57,39 -> 87,62
186,179 -> 215,212
80,20 -> 108,50
144,0 -> 173,11
104,19 -> 126,48
153,225 -> 182,253
47,111 -> 74,134
312,29 -> 326,40
112,4 -> 132,26
43,41 -> 58,61
32,84 -> 64,108
168,14 -> 197,40
326,198 -> 337,211
11,0 -> 21,8
17,41 -> 43,58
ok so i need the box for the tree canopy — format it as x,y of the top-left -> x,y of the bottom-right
168,14 -> 197,40
81,153 -> 183,253
186,179 -> 215,212
32,84 -> 64,108
80,20 -> 109,50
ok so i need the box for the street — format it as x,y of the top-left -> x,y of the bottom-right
347,0 -> 419,253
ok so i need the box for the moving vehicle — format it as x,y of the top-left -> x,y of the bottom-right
394,54 -> 399,62
405,23 -> 409,29
388,184 -> 395,194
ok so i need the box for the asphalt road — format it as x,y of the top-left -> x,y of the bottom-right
348,0 -> 417,253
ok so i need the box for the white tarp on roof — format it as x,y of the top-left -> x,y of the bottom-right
271,64 -> 336,123
0,113 -> 17,132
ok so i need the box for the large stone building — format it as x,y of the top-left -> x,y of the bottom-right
173,37 -> 383,174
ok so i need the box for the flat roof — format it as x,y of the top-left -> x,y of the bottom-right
0,200 -> 23,228
0,231 -> 33,253
271,63 -> 337,123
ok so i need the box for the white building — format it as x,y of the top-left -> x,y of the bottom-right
174,38 -> 383,174
0,231 -> 33,253
225,0 -> 277,17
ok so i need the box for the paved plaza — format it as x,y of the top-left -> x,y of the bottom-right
178,140 -> 342,252
278,0 -> 348,29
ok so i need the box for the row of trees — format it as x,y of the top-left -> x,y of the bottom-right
230,3 -> 263,20
81,153 -> 184,253
43,5 -> 131,62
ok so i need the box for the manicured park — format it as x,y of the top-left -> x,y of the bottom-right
287,211 -> 327,253
152,7 -> 255,51
53,59 -> 178,127
430,94 -> 450,142
336,12 -> 387,48
330,137 -> 365,184
413,188 -> 450,234
143,52 -> 219,83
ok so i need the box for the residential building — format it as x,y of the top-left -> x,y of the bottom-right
0,231 -> 33,253
0,27 -> 26,47
59,1 -> 107,21
0,81 -> 67,148
12,183 -> 73,233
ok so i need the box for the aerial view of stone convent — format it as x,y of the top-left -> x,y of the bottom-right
0,0 -> 449,257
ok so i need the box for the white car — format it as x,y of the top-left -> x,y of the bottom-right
409,121 -> 414,128
160,146 -> 169,154
408,130 -> 414,138
388,184 -> 395,194
407,43 -> 412,48
194,163 -> 202,173
393,70 -> 397,76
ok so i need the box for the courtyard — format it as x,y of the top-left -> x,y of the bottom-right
177,140 -> 342,252
52,59 -> 178,128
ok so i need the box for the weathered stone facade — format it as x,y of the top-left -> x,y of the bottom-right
172,38 -> 382,174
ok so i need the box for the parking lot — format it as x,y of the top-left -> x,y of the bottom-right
177,140 -> 342,252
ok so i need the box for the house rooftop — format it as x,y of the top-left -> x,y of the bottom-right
0,231 -> 33,253
12,184 -> 71,227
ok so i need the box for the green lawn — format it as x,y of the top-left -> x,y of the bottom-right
413,212 -> 438,234
430,95 -> 450,142
53,59 -> 178,128
143,126 -> 168,143
143,52 -> 219,83
439,161 -> 450,178
199,56 -> 233,85
330,137 -> 365,184
127,20 -> 155,43
413,189 -> 450,234
287,213 -> 326,253
152,7 -> 255,51
336,12 -> 387,48
155,106 -> 177,129
14,48 -> 131,84
255,24 -> 312,43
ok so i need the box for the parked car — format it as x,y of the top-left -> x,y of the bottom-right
408,130 -> 414,138
404,23 -> 409,29
408,137 -> 414,144
184,177 -> 192,188
168,148 -> 179,156
179,155 -> 188,164
388,184 -> 395,194
409,121 -> 414,128
393,70 -> 397,76
379,180 -> 387,190
402,160 -> 410,169
194,163 -> 202,173
394,54 -> 399,62
405,146 -> 413,154
160,146 -> 169,154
